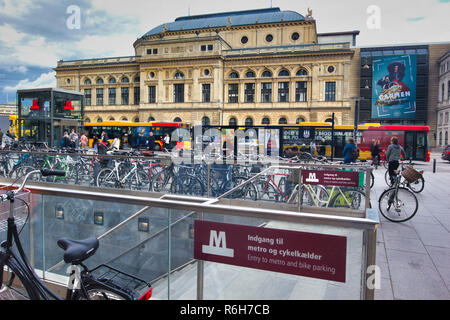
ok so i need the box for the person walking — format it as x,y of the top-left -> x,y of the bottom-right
386,136 -> 406,184
147,131 -> 155,151
342,137 -> 358,164
69,129 -> 78,148
371,140 -> 381,168
163,133 -> 170,151
80,132 -> 88,151
0,128 -> 3,148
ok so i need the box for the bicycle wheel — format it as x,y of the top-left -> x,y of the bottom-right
96,168 -> 119,189
384,170 -> 393,187
150,169 -> 173,192
378,187 -> 418,222
127,170 -> 150,191
8,166 -> 42,182
1,261 -> 40,300
228,176 -> 258,201
370,172 -> 374,189
171,174 -> 205,196
299,185 -> 329,207
73,284 -> 129,300
258,181 -> 281,202
329,189 -> 365,210
407,177 -> 425,193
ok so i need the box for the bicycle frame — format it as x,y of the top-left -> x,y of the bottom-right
1,197 -> 62,300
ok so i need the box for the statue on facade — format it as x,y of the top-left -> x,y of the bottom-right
306,8 -> 313,19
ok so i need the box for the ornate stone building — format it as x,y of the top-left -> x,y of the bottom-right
437,50 -> 450,147
54,7 -> 360,126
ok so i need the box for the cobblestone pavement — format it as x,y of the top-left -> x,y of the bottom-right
373,152 -> 450,300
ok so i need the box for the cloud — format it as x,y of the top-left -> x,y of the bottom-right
4,71 -> 56,92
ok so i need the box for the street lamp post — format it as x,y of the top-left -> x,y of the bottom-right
352,97 -> 363,141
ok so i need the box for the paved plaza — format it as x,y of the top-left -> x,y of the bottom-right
372,151 -> 450,300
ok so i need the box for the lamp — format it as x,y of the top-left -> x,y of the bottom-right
94,211 -> 104,225
138,217 -> 150,232
188,223 -> 195,239
55,206 -> 64,220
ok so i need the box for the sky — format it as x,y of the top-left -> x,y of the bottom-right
0,0 -> 449,104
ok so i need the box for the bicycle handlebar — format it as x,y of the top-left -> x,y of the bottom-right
1,169 -> 66,202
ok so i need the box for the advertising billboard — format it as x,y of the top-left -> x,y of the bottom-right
372,55 -> 417,119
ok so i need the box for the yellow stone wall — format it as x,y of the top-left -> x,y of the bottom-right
55,16 -> 358,126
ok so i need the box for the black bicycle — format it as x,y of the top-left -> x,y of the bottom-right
0,169 -> 152,300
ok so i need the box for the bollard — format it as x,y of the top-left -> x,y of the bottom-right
433,158 -> 437,173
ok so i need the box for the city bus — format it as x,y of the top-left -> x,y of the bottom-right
83,121 -> 191,150
196,122 -> 431,162
9,114 -> 19,139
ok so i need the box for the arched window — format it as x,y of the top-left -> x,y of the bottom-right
296,69 -> 308,76
134,76 -> 140,83
262,117 -> 270,125
121,117 -> 128,121
439,131 -> 443,146
229,117 -> 237,126
325,118 -> 333,123
121,77 -> 129,83
446,131 -> 449,145
148,117 -> 155,122
202,116 -> 210,126
229,72 -> 239,79
174,117 -> 182,122
84,118 -> 91,123
279,117 -> 287,125
246,71 -> 255,78
245,117 -> 253,126
174,72 -> 184,79
108,117 -> 115,121
134,117 -> 140,123
84,79 -> 92,85
97,118 -> 103,123
296,117 -> 305,124
278,69 -> 290,77
262,70 -> 272,77
109,77 -> 116,84
96,78 -> 104,85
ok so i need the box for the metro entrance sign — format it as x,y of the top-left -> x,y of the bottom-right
302,170 -> 361,188
194,220 -> 347,283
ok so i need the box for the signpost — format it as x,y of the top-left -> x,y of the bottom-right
194,220 -> 347,283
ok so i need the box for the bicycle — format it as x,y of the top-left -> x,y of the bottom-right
384,162 -> 424,193
378,168 -> 419,222
0,168 -> 153,300
96,158 -> 150,191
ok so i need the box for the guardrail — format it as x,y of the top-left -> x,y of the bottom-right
1,178 -> 379,300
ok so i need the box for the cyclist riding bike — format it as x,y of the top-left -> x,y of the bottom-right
386,137 -> 406,185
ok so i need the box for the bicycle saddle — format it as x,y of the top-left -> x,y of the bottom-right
57,237 -> 99,265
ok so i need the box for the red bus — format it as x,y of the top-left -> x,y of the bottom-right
358,125 -> 430,162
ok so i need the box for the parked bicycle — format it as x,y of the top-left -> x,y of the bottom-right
0,168 -> 153,300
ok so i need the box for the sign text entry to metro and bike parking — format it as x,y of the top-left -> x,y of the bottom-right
194,220 -> 347,283
302,170 -> 362,188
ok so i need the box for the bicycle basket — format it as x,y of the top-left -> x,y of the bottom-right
401,165 -> 422,183
0,189 -> 30,233
89,264 -> 151,299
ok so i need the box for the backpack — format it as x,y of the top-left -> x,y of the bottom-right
351,147 -> 360,160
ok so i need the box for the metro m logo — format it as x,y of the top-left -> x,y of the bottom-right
305,172 -> 319,183
202,230 -> 234,258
